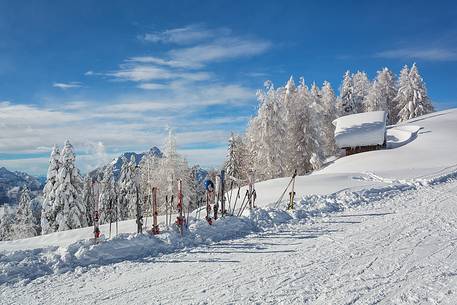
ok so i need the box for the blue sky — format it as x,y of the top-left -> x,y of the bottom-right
1,0 -> 457,175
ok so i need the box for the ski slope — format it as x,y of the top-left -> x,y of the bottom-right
1,109 -> 457,304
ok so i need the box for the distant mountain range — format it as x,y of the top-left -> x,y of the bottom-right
89,146 -> 164,180
90,146 -> 209,184
0,167 -> 44,206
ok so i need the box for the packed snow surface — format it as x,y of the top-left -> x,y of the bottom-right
333,110 -> 387,148
1,108 -> 457,304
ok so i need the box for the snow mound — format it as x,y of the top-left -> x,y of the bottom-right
386,125 -> 422,149
2,167 -> 456,285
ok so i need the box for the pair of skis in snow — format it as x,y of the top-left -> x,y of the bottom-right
204,170 -> 227,225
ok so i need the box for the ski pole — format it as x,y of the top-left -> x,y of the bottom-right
274,169 -> 297,208
238,190 -> 252,217
196,197 -> 201,220
228,180 -> 234,213
231,186 -> 241,215
287,173 -> 296,210
237,190 -> 249,217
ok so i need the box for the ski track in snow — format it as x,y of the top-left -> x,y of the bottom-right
1,169 -> 457,304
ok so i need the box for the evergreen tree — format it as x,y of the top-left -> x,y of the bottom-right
54,140 -> 87,231
81,176 -> 95,226
12,186 -> 37,239
320,81 -> 338,156
99,164 -> 116,224
397,63 -> 434,122
225,132 -> 248,180
41,145 -> 61,234
282,76 -> 304,176
125,155 -> 139,219
0,206 -> 14,241
339,71 -> 356,115
247,81 -> 287,180
365,68 -> 397,121
352,71 -> 371,113
307,82 -> 325,169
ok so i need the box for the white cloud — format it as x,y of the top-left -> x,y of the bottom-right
109,65 -> 174,82
109,62 -> 212,83
140,25 -> 225,45
137,83 -> 168,90
2,25 -> 269,174
168,38 -> 271,66
375,47 -> 457,61
0,81 -> 255,156
128,56 -> 197,69
53,82 -> 82,89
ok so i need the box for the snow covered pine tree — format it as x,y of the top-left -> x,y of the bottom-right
12,186 -> 37,239
53,140 -> 87,231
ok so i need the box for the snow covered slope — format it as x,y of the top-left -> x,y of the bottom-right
320,109 -> 457,178
1,109 -> 457,304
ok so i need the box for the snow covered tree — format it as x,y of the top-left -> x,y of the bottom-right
338,71 -> 356,116
99,164 -> 116,224
225,133 -> 249,181
246,80 -> 287,180
307,82 -> 325,169
396,63 -> 434,122
161,130 -> 193,206
365,68 -> 397,121
11,186 -> 37,239
41,145 -> 61,234
118,155 -> 138,220
320,81 -> 338,156
138,130 -> 193,216
53,140 -> 87,231
352,71 -> 371,113
0,206 -> 14,241
280,77 -> 302,176
81,176 -> 95,226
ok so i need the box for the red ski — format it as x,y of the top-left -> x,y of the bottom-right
151,187 -> 160,234
175,179 -> 185,235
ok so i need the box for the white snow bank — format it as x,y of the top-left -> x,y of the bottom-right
1,166 -> 456,286
333,111 -> 387,148
386,125 -> 422,149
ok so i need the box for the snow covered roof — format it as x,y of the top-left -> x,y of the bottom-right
332,111 -> 387,148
